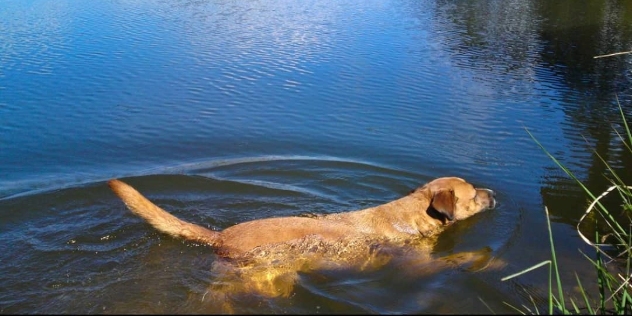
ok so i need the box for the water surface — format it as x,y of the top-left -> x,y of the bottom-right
1,0 -> 632,313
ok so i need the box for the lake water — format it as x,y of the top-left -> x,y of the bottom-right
1,0 -> 632,313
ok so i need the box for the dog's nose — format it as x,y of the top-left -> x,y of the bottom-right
482,188 -> 495,197
484,189 -> 497,208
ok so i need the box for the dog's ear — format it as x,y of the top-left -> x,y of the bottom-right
431,189 -> 455,221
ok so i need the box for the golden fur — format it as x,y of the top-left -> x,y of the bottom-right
108,176 -> 500,310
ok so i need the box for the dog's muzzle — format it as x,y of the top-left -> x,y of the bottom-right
477,188 -> 497,210
486,189 -> 497,209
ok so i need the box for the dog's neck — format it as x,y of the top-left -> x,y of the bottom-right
325,188 -> 448,239
377,188 -> 448,238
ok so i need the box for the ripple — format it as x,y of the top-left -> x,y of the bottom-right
0,152 -> 519,314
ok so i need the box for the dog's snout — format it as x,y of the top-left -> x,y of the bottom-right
489,190 -> 497,209
481,188 -> 497,209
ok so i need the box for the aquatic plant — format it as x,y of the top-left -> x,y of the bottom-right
501,96 -> 632,314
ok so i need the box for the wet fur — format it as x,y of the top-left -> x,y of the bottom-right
108,176 -> 500,310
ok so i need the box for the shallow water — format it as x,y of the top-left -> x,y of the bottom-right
1,0 -> 632,313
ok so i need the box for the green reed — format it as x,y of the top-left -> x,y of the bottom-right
501,97 -> 632,315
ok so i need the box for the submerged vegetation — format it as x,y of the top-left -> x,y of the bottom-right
502,95 -> 632,314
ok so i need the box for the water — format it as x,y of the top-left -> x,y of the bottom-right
1,0 -> 632,313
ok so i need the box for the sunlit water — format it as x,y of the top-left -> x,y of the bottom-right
1,0 -> 631,313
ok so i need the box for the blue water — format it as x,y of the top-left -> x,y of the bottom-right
1,0 -> 631,313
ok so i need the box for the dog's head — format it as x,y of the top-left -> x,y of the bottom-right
417,177 -> 496,222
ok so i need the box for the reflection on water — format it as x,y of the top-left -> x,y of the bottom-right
1,0 -> 632,313
429,0 -> 632,224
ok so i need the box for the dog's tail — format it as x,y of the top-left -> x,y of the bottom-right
108,179 -> 221,247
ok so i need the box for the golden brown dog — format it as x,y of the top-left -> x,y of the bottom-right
108,176 -> 498,309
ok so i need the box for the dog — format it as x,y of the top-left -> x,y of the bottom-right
108,176 -> 498,310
